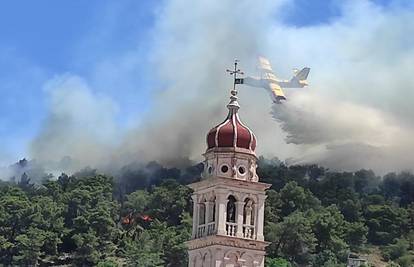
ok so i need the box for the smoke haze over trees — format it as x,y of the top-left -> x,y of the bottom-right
0,0 -> 408,176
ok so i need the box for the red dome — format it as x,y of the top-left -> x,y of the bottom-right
206,107 -> 256,151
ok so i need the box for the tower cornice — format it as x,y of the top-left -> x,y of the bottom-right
186,235 -> 270,251
188,176 -> 271,193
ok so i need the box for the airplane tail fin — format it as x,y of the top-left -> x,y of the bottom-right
294,67 -> 310,81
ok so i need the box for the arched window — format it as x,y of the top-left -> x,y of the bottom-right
199,203 -> 206,225
226,253 -> 241,267
227,195 -> 236,223
243,198 -> 254,225
202,251 -> 212,267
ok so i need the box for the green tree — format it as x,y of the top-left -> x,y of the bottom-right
364,204 -> 408,245
148,179 -> 192,226
407,203 -> 414,230
124,230 -> 163,266
0,186 -> 65,265
0,186 -> 32,264
13,227 -> 46,266
30,195 -> 65,256
344,221 -> 368,250
265,189 -> 282,224
381,173 -> 401,200
63,175 -> 120,265
315,172 -> 355,206
149,217 -> 191,267
396,254 -> 414,267
97,258 -> 120,267
354,169 -> 379,194
381,238 -> 409,261
17,172 -> 34,193
266,211 -> 316,264
279,181 -> 320,216
340,199 -> 362,222
312,250 -> 344,267
406,230 -> 414,250
265,257 -> 292,267
310,205 -> 348,256
124,190 -> 150,215
72,230 -> 100,265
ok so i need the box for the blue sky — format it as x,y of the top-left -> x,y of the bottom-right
0,0 -> 393,165
0,1 -> 158,163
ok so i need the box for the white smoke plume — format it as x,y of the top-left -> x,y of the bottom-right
26,0 -> 414,175
266,0 -> 414,173
30,75 -> 119,172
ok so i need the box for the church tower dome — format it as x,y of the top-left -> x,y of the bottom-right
206,90 -> 257,152
202,82 -> 259,182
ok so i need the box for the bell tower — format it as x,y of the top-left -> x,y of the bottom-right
186,61 -> 270,267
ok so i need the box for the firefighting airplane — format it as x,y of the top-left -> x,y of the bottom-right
236,57 -> 310,103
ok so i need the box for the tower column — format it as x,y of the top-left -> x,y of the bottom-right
251,203 -> 256,239
204,200 -> 210,224
216,190 -> 227,236
236,201 -> 245,238
191,194 -> 198,239
205,200 -> 214,235
256,194 -> 266,241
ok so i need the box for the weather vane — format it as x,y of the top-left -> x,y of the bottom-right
226,59 -> 244,93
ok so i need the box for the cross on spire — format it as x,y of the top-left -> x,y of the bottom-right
226,59 -> 244,94
226,59 -> 244,111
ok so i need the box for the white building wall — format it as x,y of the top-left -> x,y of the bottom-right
189,246 -> 265,267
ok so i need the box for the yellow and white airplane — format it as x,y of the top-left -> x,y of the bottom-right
236,57 -> 310,103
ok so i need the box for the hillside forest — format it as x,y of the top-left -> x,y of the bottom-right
1,157 -> 414,266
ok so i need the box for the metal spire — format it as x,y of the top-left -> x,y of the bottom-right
226,59 -> 244,111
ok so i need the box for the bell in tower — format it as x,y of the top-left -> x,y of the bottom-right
186,61 -> 271,267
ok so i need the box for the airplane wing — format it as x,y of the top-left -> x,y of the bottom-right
239,76 -> 262,88
258,57 -> 286,101
258,56 -> 278,82
258,56 -> 274,73
269,82 -> 286,102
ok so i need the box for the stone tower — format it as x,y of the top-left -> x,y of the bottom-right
186,65 -> 271,267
